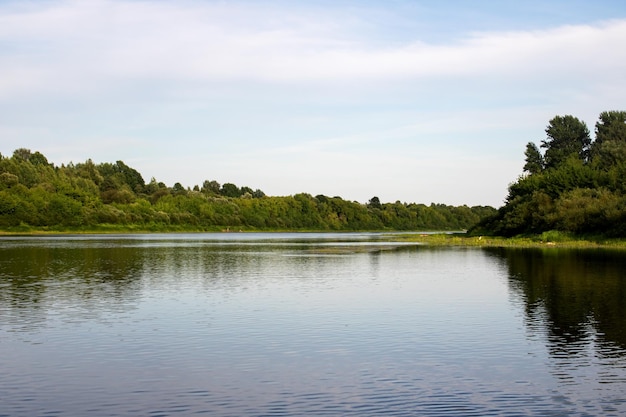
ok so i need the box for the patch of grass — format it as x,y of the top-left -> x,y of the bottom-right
537,230 -> 573,243
389,232 -> 626,249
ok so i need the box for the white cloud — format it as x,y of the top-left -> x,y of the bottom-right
1,1 -> 625,94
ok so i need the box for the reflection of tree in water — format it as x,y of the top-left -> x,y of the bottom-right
0,243 -> 144,331
486,247 -> 626,355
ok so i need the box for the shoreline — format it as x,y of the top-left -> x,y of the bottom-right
1,228 -> 625,249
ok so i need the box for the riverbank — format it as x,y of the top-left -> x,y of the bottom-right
393,232 -> 626,249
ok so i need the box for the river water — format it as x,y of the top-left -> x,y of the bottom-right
1,233 -> 625,416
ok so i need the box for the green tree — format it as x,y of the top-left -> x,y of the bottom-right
145,177 -> 165,194
594,110 -> 626,145
12,148 -> 32,162
98,160 -> 145,194
115,160 -> 145,193
29,151 -> 50,166
541,115 -> 591,169
172,182 -> 187,195
591,111 -> 626,171
367,196 -> 382,209
523,142 -> 544,174
252,189 -> 265,198
75,159 -> 103,186
220,183 -> 241,198
201,180 -> 220,194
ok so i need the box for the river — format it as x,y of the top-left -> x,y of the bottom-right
1,233 -> 625,416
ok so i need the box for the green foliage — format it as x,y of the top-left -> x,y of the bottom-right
220,183 -> 241,198
367,196 -> 382,210
98,160 -> 145,194
476,110 -> 626,237
201,180 -> 220,195
541,115 -> 591,168
538,230 -> 573,243
590,111 -> 626,172
0,148 -> 496,232
523,142 -> 544,174
0,172 -> 19,188
594,110 -> 626,146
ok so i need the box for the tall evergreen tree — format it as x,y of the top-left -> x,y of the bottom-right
523,142 -> 544,174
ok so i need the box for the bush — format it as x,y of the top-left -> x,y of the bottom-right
539,230 -> 572,242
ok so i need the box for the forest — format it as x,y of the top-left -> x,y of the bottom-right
0,149 -> 495,232
474,110 -> 626,237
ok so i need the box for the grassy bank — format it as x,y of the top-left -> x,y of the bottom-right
393,231 -> 626,249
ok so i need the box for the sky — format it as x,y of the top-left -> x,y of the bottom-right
1,0 -> 626,207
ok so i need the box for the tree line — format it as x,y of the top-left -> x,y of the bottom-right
0,149 -> 495,231
474,110 -> 626,237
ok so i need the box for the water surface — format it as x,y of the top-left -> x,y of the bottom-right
1,233 -> 625,416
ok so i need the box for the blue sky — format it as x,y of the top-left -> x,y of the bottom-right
1,0 -> 626,207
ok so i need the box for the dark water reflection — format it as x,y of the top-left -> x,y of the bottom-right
487,247 -> 626,353
1,234 -> 626,416
486,247 -> 626,408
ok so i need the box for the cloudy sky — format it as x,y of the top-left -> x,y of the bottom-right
1,0 -> 625,207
